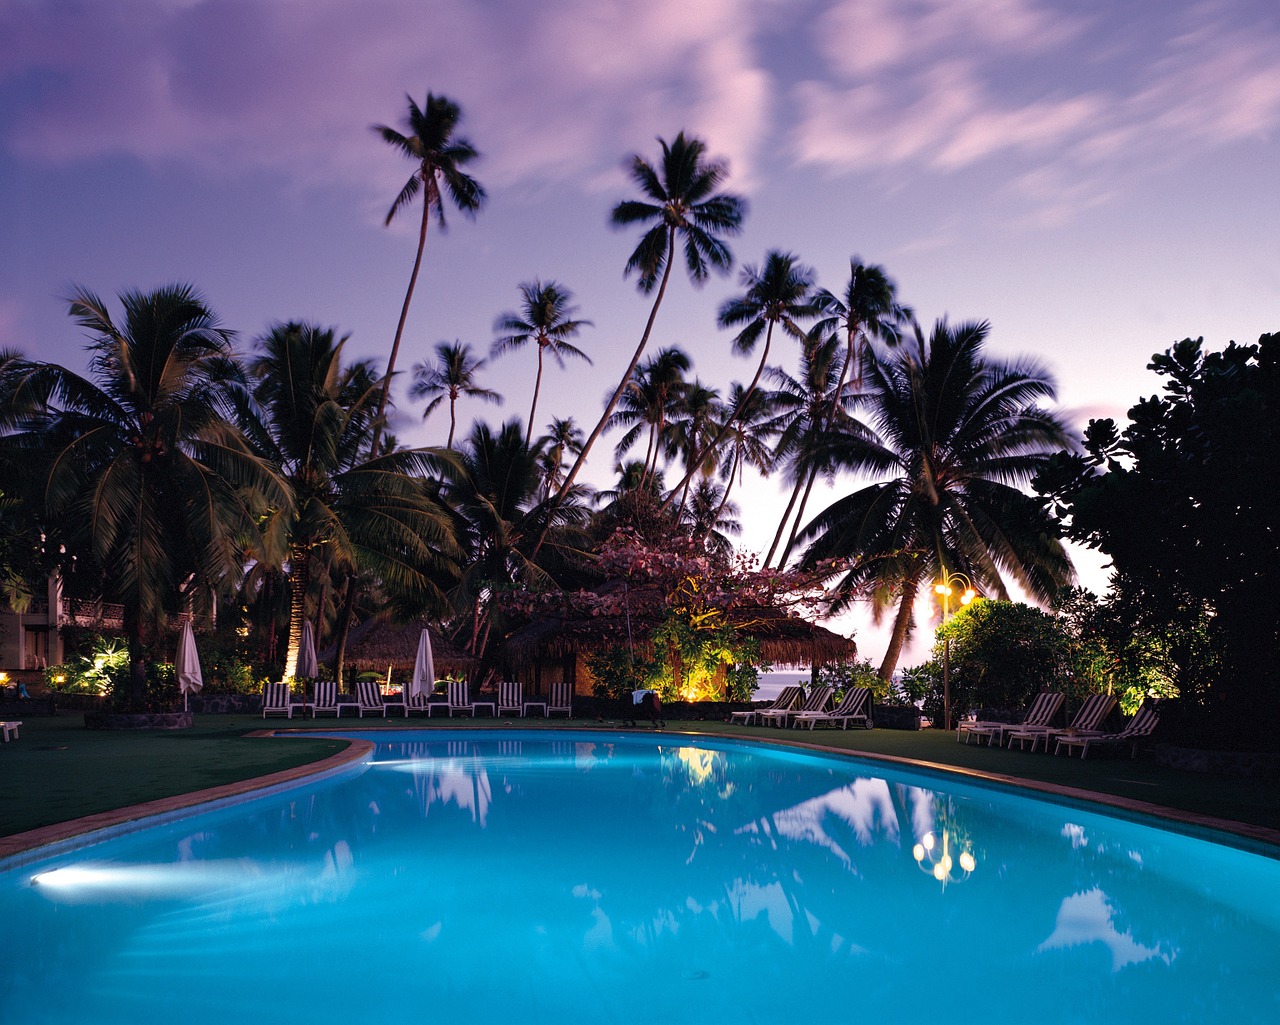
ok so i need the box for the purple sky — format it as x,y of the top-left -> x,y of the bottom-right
4,0 -> 1278,666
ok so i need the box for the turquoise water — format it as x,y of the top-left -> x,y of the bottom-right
2,731 -> 1278,1024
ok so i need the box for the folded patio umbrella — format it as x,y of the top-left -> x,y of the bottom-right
176,619 -> 203,712
406,628 -> 435,702
295,620 -> 319,680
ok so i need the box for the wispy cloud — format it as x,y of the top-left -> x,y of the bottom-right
791,0 -> 1280,222
0,0 -> 770,197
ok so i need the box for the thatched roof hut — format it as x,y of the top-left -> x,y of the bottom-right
503,603 -> 856,676
323,617 -> 475,675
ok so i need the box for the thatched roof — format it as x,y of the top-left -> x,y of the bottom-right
323,617 -> 475,673
503,604 -> 856,667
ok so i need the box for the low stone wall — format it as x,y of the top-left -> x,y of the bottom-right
189,693 -> 260,714
84,710 -> 194,731
871,705 -> 928,730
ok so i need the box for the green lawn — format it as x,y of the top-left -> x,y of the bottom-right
2,712 -> 1277,845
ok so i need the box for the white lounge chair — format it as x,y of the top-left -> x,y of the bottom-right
261,682 -> 300,719
446,679 -> 476,717
354,680 -> 402,717
1007,692 -> 1116,752
548,681 -> 573,718
730,685 -> 803,727
794,687 -> 873,730
1055,702 -> 1160,758
959,692 -> 1063,747
759,685 -> 833,727
310,680 -> 347,717
497,681 -> 524,717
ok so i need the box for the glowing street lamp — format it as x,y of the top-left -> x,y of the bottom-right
912,828 -> 978,889
934,569 -> 977,732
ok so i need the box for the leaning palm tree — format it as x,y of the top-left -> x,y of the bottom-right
247,322 -> 459,682
409,340 -> 502,447
372,92 -> 485,452
491,280 -> 592,444
706,382 -> 778,533
546,132 -> 745,514
798,318 -> 1075,680
665,378 -> 722,515
3,285 -> 289,703
662,249 -> 817,512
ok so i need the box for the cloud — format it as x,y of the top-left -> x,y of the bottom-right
0,0 -> 771,199
791,0 -> 1280,222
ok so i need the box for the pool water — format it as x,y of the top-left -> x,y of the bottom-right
2,731 -> 1278,1024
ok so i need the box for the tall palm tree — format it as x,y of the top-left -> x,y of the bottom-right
535,416 -> 584,500
706,382 -> 778,534
763,333 -> 854,566
3,285 -> 289,702
606,346 -> 693,484
683,478 -> 741,560
798,319 -> 1074,680
409,340 -> 502,447
665,378 -> 721,514
663,249 -> 817,512
812,258 -> 912,396
372,92 -> 486,453
546,132 -> 745,515
444,419 -> 591,660
247,322 -> 459,682
491,280 -> 592,444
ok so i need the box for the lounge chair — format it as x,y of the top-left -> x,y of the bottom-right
497,681 -> 524,717
446,679 -> 476,717
354,680 -> 402,717
548,681 -> 573,718
730,685 -> 803,727
1054,702 -> 1160,759
958,692 -> 1063,747
1,720 -> 21,741
1006,692 -> 1116,752
759,685 -> 834,727
794,687 -> 873,730
310,680 -> 348,717
404,690 -> 439,716
261,682 -> 301,719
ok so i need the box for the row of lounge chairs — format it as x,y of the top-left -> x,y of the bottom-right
958,692 -> 1160,758
730,685 -> 874,730
261,680 -> 573,719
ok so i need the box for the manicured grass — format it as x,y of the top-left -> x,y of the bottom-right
2,711 -> 1277,843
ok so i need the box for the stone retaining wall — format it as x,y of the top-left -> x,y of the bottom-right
84,710 -> 194,731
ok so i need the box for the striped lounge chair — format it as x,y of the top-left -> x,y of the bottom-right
794,687 -> 873,730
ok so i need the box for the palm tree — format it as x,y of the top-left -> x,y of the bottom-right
662,249 -> 817,512
491,280 -> 592,444
535,417 -> 584,500
3,285 -> 289,703
683,478 -> 741,560
812,258 -> 912,396
763,333 -> 853,566
372,92 -> 486,453
606,346 -> 692,484
547,132 -> 745,514
248,322 -> 459,683
665,378 -> 721,515
798,319 -> 1074,680
409,340 -> 502,447
445,419 -> 591,660
706,382 -> 778,534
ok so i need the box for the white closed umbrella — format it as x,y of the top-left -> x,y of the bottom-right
407,628 -> 435,702
176,619 -> 203,712
295,620 -> 319,680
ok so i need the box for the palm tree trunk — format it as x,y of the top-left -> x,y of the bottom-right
525,349 -> 545,445
285,545 -> 310,683
331,575 -> 358,689
447,397 -> 457,448
764,470 -> 807,567
780,463 -> 822,565
530,229 -> 677,560
371,194 -> 431,457
878,576 -> 920,681
660,322 -> 774,515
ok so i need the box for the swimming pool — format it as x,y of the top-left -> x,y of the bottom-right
3,731 -> 1277,1023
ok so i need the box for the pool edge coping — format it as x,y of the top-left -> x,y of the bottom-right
0,733 -> 374,863
2,725 -> 1276,859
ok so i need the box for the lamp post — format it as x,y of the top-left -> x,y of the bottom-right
934,569 -> 976,732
